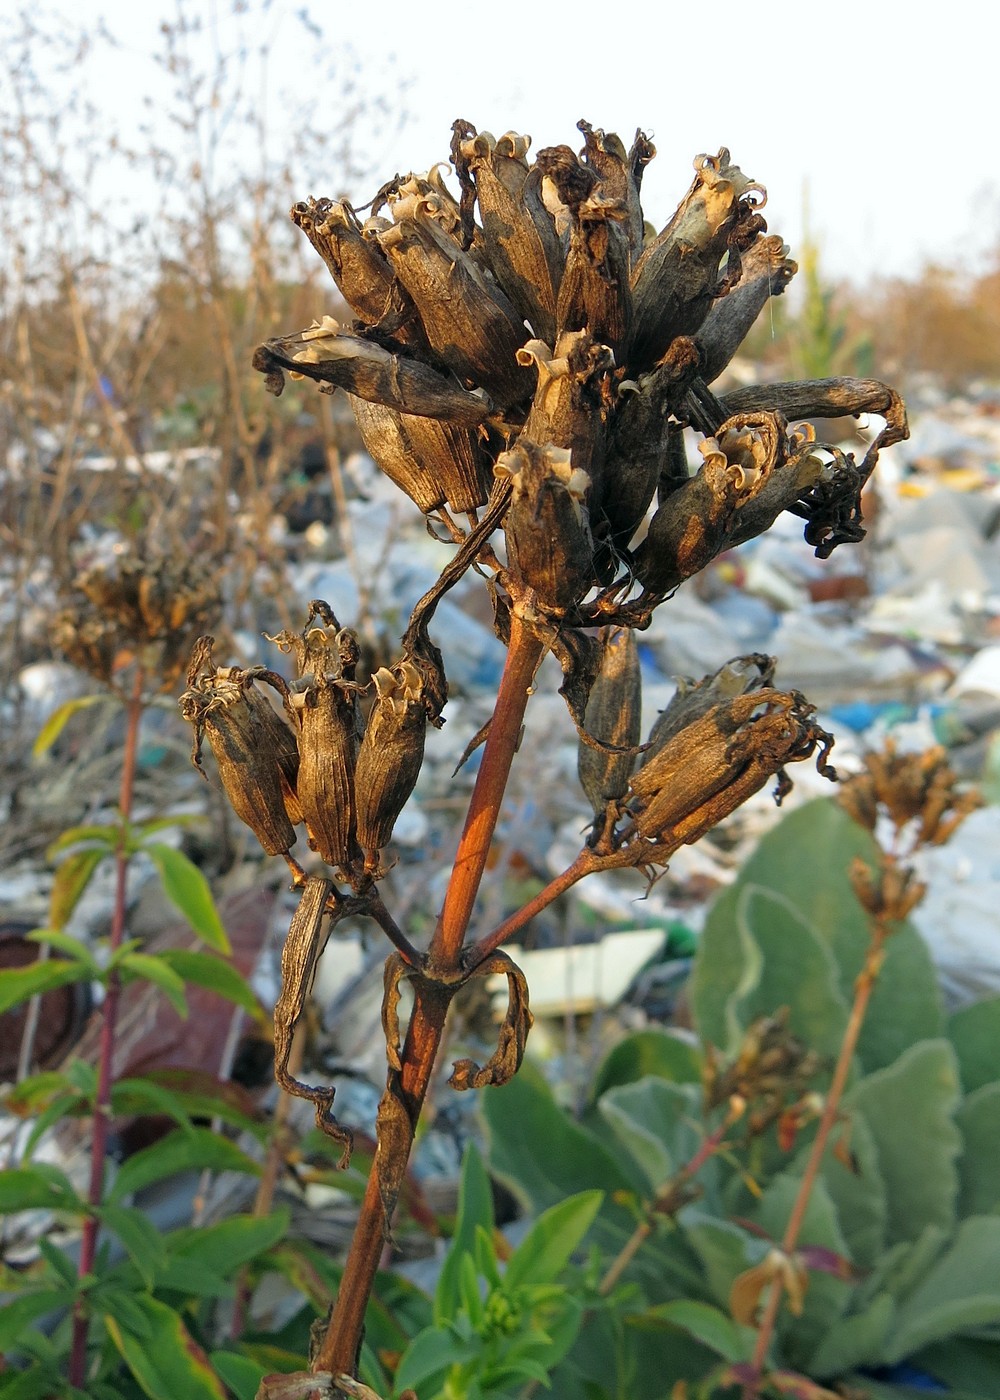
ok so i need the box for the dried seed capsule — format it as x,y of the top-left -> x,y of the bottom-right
290,197 -> 427,352
180,667 -> 297,858
290,678 -> 359,871
496,440 -> 596,615
458,127 -> 565,344
351,399 -> 491,513
696,235 -> 797,386
355,662 -> 427,868
629,149 -> 766,374
578,120 -> 654,265
578,627 -> 642,823
517,332 -> 614,495
536,143 -> 632,357
253,319 -> 492,425
377,190 -> 532,409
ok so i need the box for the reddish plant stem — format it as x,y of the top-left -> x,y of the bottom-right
466,850 -> 592,970
599,1099 -> 743,1297
313,614 -> 545,1376
68,669 -> 145,1388
741,916 -> 889,1399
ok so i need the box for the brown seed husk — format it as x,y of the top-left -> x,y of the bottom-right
377,190 -> 532,409
458,127 -> 565,345
629,149 -> 765,374
578,627 -> 642,819
696,234 -> 797,386
291,678 -> 359,871
180,664 -> 297,858
356,662 -> 427,862
497,440 -> 596,615
351,399 -> 491,513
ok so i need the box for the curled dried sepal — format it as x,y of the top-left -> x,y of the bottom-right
497,440 -> 596,615
625,688 -> 835,850
449,951 -> 533,1090
517,332 -> 614,489
356,662 -> 428,871
578,627 -> 642,829
629,149 -> 766,373
578,119 -> 654,263
274,878 -> 352,1165
180,637 -> 299,857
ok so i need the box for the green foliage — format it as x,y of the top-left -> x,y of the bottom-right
480,795 -> 1000,1398
394,1143 -> 603,1400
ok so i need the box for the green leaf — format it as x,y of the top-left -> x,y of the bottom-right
0,1290 -> 75,1350
599,1077 -> 702,1193
0,959 -> 89,1015
691,799 -> 943,1071
884,1216 -> 1000,1363
956,1082 -> 1000,1217
108,1127 -> 260,1202
847,1039 -> 962,1245
27,928 -> 98,969
590,1029 -> 702,1103
948,996 -> 1000,1094
731,885 -> 852,1062
46,822 -> 120,858
106,1294 -> 227,1399
209,1351 -> 267,1400
457,1250 -> 485,1327
165,1210 -> 290,1275
37,1235 -> 79,1285
111,1073 -> 262,1139
393,1325 -> 482,1393
135,814 -> 205,840
116,951 -> 188,1016
157,948 -> 264,1022
97,1204 -> 167,1287
0,1163 -> 83,1213
505,1190 -> 603,1290
628,1299 -> 755,1361
0,1366 -> 64,1399
143,843 -> 229,952
681,1214 -> 766,1311
916,1336 -> 1000,1396
808,1293 -> 895,1378
33,694 -> 105,758
481,1059 -> 634,1216
436,1142 -> 495,1326
49,848 -> 108,932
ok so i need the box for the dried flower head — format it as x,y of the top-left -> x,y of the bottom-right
55,547 -> 219,691
837,741 -> 982,850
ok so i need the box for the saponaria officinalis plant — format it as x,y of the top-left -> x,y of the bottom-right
181,117 -> 909,1396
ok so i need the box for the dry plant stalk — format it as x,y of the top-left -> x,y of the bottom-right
189,116 -> 909,1392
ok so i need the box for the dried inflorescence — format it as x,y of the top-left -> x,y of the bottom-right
54,548 -> 220,691
180,602 -> 441,888
256,123 -> 906,628
837,741 -> 982,923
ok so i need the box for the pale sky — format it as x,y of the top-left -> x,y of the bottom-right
31,0 -> 998,286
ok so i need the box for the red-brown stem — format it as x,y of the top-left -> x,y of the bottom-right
599,1101 -> 741,1297
68,668 -> 145,1388
313,614 -> 545,1375
430,611 -> 545,967
466,850 -> 592,969
742,916 -> 888,1399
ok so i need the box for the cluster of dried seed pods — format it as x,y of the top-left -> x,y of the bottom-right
256,122 -> 906,633
180,602 -> 442,887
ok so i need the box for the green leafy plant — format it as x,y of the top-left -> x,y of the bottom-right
476,788 -> 998,1400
